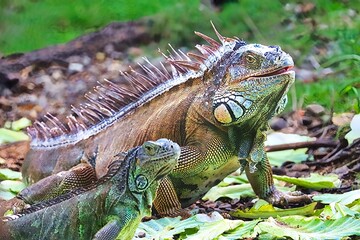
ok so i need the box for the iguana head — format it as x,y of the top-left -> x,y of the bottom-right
128,139 -> 180,193
211,43 -> 295,127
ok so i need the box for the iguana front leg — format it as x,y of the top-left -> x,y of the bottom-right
154,136 -> 235,218
244,148 -> 312,206
237,127 -> 311,206
153,176 -> 190,218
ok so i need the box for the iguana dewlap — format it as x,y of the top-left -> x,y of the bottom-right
0,139 -> 180,239
22,24 -> 311,217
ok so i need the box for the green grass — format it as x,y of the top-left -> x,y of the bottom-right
0,0 -> 359,113
292,76 -> 360,113
0,0 -> 178,54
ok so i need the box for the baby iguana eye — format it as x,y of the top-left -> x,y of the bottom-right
135,174 -> 148,190
143,142 -> 157,156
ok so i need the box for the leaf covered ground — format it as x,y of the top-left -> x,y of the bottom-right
0,1 -> 359,239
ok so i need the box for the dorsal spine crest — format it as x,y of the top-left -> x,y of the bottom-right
28,25 -> 243,149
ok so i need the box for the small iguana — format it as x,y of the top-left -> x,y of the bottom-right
21,24 -> 311,217
0,139 -> 180,240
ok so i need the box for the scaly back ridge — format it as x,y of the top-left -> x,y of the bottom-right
28,25 -> 245,148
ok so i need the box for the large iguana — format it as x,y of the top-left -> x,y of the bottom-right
0,139 -> 180,239
21,24 -> 311,217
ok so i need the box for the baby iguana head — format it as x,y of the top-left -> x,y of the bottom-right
212,43 -> 295,127
128,139 -> 180,193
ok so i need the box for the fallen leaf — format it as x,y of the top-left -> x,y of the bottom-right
230,200 -> 316,219
273,173 -> 341,190
313,189 -> 360,205
0,128 -> 29,144
345,114 -> 360,144
258,216 -> 360,240
0,168 -> 22,180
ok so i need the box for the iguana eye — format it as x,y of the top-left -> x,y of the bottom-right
135,174 -> 148,190
245,54 -> 256,64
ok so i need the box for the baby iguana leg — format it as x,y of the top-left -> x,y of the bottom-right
153,177 -> 191,218
245,152 -> 311,206
18,162 -> 97,204
93,219 -> 122,240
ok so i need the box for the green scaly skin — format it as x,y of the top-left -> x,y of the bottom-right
21,28 -> 311,217
0,139 -> 180,239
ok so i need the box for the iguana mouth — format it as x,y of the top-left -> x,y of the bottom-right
255,66 -> 293,77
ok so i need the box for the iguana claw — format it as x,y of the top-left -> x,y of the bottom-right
265,189 -> 312,207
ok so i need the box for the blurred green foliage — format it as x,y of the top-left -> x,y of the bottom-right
0,0 -> 359,113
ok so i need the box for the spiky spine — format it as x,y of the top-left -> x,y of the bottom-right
28,25 -> 246,149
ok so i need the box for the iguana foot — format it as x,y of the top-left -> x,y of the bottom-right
155,205 -> 192,219
265,190 -> 312,207
220,212 -> 232,219
153,176 -> 192,219
167,209 -> 192,219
